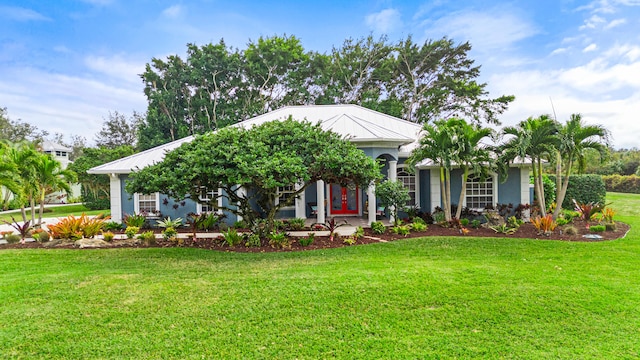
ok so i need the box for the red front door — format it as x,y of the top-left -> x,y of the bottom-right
330,184 -> 359,215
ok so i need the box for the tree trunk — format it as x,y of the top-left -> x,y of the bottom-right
29,196 -> 36,224
532,161 -> 546,217
444,168 -> 452,221
38,188 -> 46,226
553,159 -> 573,220
456,167 -> 469,220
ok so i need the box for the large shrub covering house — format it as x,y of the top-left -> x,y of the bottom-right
89,105 -> 532,224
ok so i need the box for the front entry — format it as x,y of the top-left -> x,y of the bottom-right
330,184 -> 359,215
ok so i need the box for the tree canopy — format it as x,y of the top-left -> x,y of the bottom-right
127,118 -> 381,232
137,35 -> 514,149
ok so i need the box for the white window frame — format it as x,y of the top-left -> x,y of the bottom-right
397,165 -> 419,208
462,172 -> 498,210
134,192 -> 160,215
276,184 -> 296,209
196,186 -> 223,214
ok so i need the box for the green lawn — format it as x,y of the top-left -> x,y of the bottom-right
0,204 -> 109,223
1,194 -> 639,359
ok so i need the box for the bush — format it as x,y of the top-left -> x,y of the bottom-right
590,225 -> 606,233
162,227 -> 178,240
244,233 -> 261,247
268,231 -> 290,248
5,234 -> 21,243
156,217 -> 183,229
34,231 -> 50,242
124,213 -> 146,228
103,221 -> 123,232
137,231 -> 156,245
285,218 -> 306,231
343,236 -> 357,245
222,228 -> 243,246
563,225 -> 578,235
532,214 -> 557,235
102,231 -> 115,242
391,225 -> 410,236
370,221 -> 385,235
602,174 -> 640,194
471,219 -> 481,229
125,226 -> 140,239
548,174 -> 606,208
298,233 -> 314,246
605,223 -> 616,231
353,226 -> 364,239
459,218 -> 470,227
411,221 -> 428,232
47,214 -> 109,240
233,220 -> 248,229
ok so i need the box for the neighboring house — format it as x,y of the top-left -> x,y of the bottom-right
41,141 -> 81,203
88,105 -> 532,224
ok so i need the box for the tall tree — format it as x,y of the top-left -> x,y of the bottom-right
94,111 -> 143,149
3,142 -> 41,222
0,142 -> 22,210
34,155 -> 77,226
0,107 -> 48,142
499,115 -> 559,216
552,114 -> 609,218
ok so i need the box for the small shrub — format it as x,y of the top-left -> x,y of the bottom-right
102,231 -> 115,242
244,233 -> 261,247
411,221 -> 428,232
125,226 -> 140,239
268,231 -> 291,249
532,214 -> 557,235
222,228 -> 243,246
162,227 -> 178,240
124,213 -> 146,227
0,231 -> 13,239
233,220 -> 248,229
459,218 -> 470,227
471,219 -> 481,229
5,234 -> 21,243
273,219 -> 286,231
391,225 -> 410,236
506,216 -> 524,229
573,199 -> 605,222
433,211 -> 447,226
36,231 -> 50,242
563,225 -> 578,235
353,226 -> 364,240
599,207 -> 616,223
370,221 -> 385,235
103,221 -> 123,232
556,218 -> 570,226
460,227 -> 470,235
156,217 -> 183,229
137,231 -> 156,245
286,218 -> 306,231
343,236 -> 357,245
590,225 -> 606,233
490,224 -> 517,235
298,233 -> 314,247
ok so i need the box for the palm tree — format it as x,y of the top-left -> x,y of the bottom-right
552,114 -> 609,219
452,122 -> 494,220
0,143 -> 22,209
4,142 -> 41,222
34,155 -> 77,226
408,118 -> 462,221
500,115 -> 559,216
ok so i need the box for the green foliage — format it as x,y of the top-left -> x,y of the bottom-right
589,225 -> 606,233
604,223 -> 617,231
1,216 -> 33,241
124,213 -> 146,228
375,180 -> 410,224
391,225 -> 411,236
370,221 -> 386,235
102,231 -> 115,242
343,236 -> 357,245
311,217 -> 349,237
353,226 -> 365,240
156,216 -> 183,229
268,231 -> 290,249
233,220 -> 248,229
285,218 -> 306,231
4,233 -> 21,243
506,216 -> 524,229
46,214 -> 108,239
490,224 -> 517,235
602,175 -> 640,194
162,227 -> 177,240
244,233 -> 261,247
128,119 -> 380,235
125,226 -> 140,239
459,218 -> 470,227
532,215 -> 557,235
549,174 -> 606,208
539,175 -> 557,209
563,225 -> 579,235
221,228 -> 243,246
32,229 -> 50,242
187,212 -> 222,232
103,221 -> 123,232
410,221 -> 428,232
298,233 -> 314,247
137,231 -> 156,245
471,219 -> 481,229
573,199 -> 605,222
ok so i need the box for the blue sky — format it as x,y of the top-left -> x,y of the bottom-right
1,0 -> 639,148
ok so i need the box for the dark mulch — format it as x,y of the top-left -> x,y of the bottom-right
0,221 -> 630,252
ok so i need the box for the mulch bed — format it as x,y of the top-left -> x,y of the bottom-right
0,220 -> 630,252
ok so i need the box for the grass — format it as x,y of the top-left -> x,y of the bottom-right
1,194 -> 639,359
0,204 -> 109,223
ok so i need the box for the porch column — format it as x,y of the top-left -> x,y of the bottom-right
109,174 -> 122,223
316,180 -> 325,224
294,182 -> 305,218
367,183 -> 376,225
520,167 -> 530,205
430,169 -> 441,212
388,160 -> 398,223
236,186 -> 245,222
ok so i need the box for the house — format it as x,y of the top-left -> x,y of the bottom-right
41,141 -> 81,203
88,105 -> 532,224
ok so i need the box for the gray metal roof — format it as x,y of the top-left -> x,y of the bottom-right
88,104 -> 421,174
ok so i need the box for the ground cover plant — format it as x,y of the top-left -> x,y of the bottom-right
0,192 -> 638,358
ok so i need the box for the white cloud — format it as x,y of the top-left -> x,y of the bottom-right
551,48 -> 568,56
0,6 -> 50,21
365,8 -> 401,33
162,5 -> 184,19
583,43 -> 598,52
605,18 -> 627,28
580,14 -> 606,30
84,54 -> 146,83
421,8 -> 537,53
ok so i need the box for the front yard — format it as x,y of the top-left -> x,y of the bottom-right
1,193 -> 639,358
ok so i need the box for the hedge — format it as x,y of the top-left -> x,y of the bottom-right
602,174 -> 640,194
548,174 -> 606,208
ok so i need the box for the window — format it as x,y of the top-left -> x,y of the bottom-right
198,187 -> 219,213
397,167 -> 416,206
465,174 -> 495,209
134,193 -> 159,215
55,151 -> 67,157
277,184 -> 296,207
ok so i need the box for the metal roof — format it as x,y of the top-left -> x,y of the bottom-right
88,104 -> 421,174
